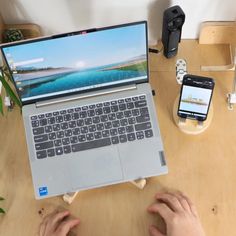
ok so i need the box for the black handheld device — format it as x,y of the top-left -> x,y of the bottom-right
161,5 -> 185,58
177,75 -> 215,121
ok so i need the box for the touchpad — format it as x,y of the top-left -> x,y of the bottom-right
69,146 -> 123,189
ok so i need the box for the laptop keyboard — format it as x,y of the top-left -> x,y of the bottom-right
30,95 -> 154,159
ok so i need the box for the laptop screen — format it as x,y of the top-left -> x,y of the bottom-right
1,21 -> 148,104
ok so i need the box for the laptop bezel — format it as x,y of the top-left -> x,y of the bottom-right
0,21 -> 149,106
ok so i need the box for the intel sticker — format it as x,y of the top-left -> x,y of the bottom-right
39,187 -> 48,197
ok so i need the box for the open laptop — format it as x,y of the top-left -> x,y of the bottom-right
1,21 -> 168,199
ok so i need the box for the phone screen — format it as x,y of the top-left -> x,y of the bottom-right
179,85 -> 213,119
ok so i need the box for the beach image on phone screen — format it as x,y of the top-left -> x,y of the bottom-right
179,85 -> 212,114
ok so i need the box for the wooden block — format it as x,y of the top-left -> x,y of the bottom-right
130,179 -> 147,189
63,192 -> 79,204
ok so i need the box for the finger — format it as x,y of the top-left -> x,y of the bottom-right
38,222 -> 46,236
56,218 -> 80,235
148,203 -> 174,222
51,210 -> 70,226
43,210 -> 68,234
180,193 -> 199,217
170,192 -> 192,213
149,225 -> 165,236
155,193 -> 183,212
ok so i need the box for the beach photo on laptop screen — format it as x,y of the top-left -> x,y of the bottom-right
2,23 -> 148,102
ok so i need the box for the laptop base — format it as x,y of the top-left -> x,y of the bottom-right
63,178 -> 147,204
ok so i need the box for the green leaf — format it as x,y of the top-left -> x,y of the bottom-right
0,74 -> 22,108
0,197 -> 5,201
0,208 -> 5,214
0,95 -> 3,115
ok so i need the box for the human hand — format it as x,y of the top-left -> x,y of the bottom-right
147,192 -> 205,236
39,210 -> 80,236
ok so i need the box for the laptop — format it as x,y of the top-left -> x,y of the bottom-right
1,21 -> 168,199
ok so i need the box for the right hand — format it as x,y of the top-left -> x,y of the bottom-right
147,192 -> 205,236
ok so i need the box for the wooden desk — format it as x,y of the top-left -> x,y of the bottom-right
0,40 -> 236,236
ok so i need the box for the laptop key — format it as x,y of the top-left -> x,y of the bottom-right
118,127 -> 126,134
126,125 -> 134,133
49,132 -> 56,140
55,147 -> 63,155
60,110 -> 66,115
34,134 -> 48,143
48,117 -> 55,124
56,115 -> 63,123
72,127 -> 80,135
86,133 -> 94,141
71,138 -> 111,152
110,128 -> 118,136
45,113 -> 52,117
135,100 -> 147,108
53,111 -> 59,116
88,125 -> 96,132
102,130 -> 110,138
53,124 -> 60,131
87,110 -> 95,117
64,114 -> 71,121
68,121 -> 76,128
145,129 -> 153,138
127,102 -> 134,109
61,122 -> 68,130
100,115 -> 108,122
45,125 -> 53,133
136,114 -> 150,123
38,114 -> 45,119
47,148 -> 55,157
111,105 -> 118,112
136,131 -> 144,140
135,122 -> 152,131
104,121 -> 112,129
33,127 -> 44,135
120,119 -> 128,126
35,141 -> 54,150
111,136 -> 119,144
127,133 -> 136,141
94,132 -> 102,139
119,134 -> 127,143
65,129 -> 72,137
78,135 -> 86,142
63,145 -> 71,154
31,120 -> 39,128
40,119 -> 47,126
96,123 -> 104,131
54,139 -> 62,146
31,115 -> 37,120
56,131 -> 64,139
36,150 -> 47,159
70,136 -> 78,144
62,138 -> 70,145
92,116 -> 100,124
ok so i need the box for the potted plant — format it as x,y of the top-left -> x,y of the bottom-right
0,65 -> 22,114
0,196 -> 5,214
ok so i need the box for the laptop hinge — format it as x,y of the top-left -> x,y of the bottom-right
35,84 -> 137,108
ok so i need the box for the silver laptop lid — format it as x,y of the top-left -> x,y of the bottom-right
1,21 -> 149,106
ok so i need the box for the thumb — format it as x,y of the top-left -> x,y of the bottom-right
149,225 -> 165,236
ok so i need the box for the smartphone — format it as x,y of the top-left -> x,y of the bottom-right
177,74 -> 215,121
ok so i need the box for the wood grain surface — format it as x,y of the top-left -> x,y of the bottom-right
0,40 -> 236,236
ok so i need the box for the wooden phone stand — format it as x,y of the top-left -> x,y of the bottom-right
63,178 -> 147,204
173,96 -> 213,135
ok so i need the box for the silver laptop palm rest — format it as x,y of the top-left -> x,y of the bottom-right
36,84 -> 137,108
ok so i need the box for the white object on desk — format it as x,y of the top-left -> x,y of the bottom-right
176,59 -> 187,84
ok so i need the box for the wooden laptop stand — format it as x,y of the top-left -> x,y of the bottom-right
63,178 -> 147,204
173,96 -> 213,135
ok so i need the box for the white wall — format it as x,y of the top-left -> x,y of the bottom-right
0,0 -> 235,44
